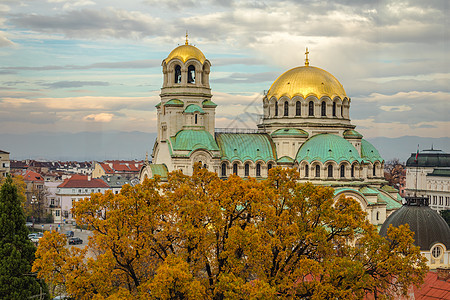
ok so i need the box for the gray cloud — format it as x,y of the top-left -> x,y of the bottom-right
212,71 -> 279,84
42,81 -> 109,89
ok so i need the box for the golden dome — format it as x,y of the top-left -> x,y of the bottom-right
165,44 -> 206,64
267,66 -> 347,100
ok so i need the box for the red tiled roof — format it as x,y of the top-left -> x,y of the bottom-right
23,170 -> 44,182
112,162 -> 131,172
100,163 -> 114,174
58,174 -> 110,188
414,271 -> 450,299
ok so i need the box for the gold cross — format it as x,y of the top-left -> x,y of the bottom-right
305,47 -> 310,66
185,31 -> 189,45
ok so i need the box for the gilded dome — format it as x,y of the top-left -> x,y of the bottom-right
267,66 -> 347,100
165,44 -> 206,64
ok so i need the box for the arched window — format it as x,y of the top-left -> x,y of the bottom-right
245,163 -> 250,177
188,65 -> 195,83
274,102 -> 278,116
194,114 -> 198,124
305,165 -> 309,177
233,163 -> 238,175
376,211 -> 379,221
268,163 -> 273,171
221,163 -> 227,177
315,165 -> 320,178
284,101 -> 289,116
333,102 -> 336,117
340,165 -> 345,178
373,165 -> 376,176
351,165 -> 355,177
256,163 -> 261,177
321,101 -> 326,116
328,165 -> 333,178
308,101 -> 314,116
296,101 -> 301,116
341,104 -> 344,118
174,65 -> 181,83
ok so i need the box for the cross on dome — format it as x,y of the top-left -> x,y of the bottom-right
185,30 -> 189,45
305,47 -> 310,66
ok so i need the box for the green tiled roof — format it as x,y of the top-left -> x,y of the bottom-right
376,190 -> 402,210
277,156 -> 294,163
216,133 -> 276,163
184,104 -> 204,114
165,99 -> 184,106
170,130 -> 219,152
428,168 -> 450,177
150,164 -> 168,180
333,187 -> 376,204
381,185 -> 398,193
202,99 -> 217,107
271,128 -> 309,137
343,129 -> 363,138
359,187 -> 379,196
361,139 -> 383,163
296,133 -> 363,164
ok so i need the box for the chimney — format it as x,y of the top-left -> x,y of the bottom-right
87,175 -> 91,181
437,267 -> 450,281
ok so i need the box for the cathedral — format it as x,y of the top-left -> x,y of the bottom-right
139,38 -> 402,226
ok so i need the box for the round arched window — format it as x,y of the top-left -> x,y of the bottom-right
432,245 -> 443,259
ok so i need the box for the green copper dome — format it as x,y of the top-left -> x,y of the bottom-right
216,133 -> 276,163
170,130 -> 219,152
296,133 -> 363,164
361,139 -> 383,163
271,128 -> 309,137
165,99 -> 184,106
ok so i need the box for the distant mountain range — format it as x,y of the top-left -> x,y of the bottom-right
1,131 -> 449,163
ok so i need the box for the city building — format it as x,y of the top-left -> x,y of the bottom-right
139,40 -> 402,226
405,148 -> 450,212
0,150 -> 10,177
92,160 -> 142,179
56,174 -> 110,223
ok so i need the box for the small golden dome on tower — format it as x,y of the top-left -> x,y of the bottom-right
165,34 -> 207,65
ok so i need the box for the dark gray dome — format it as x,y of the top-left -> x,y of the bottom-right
380,199 -> 450,251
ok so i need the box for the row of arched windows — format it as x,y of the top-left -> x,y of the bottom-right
302,162 -> 380,179
221,161 -> 274,178
174,65 -> 196,84
268,98 -> 349,119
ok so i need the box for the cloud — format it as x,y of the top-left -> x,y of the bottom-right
379,105 -> 412,112
42,80 -> 109,89
83,113 -> 114,122
0,31 -> 15,47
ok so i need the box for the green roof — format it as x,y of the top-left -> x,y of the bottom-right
216,133 -> 276,163
170,130 -> 219,152
202,99 -> 217,107
155,102 -> 161,108
333,187 -> 377,204
165,99 -> 184,106
361,139 -> 383,163
406,151 -> 450,167
296,133 -> 363,164
428,168 -> 450,177
150,164 -> 168,180
381,185 -> 398,193
343,129 -> 363,138
184,104 -> 204,114
376,190 -> 402,210
277,156 -> 294,163
271,128 -> 309,137
359,187 -> 379,196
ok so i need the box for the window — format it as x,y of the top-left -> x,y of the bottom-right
284,101 -> 289,116
296,101 -> 301,116
446,197 -> 449,206
432,245 -> 443,259
233,163 -> 238,175
373,165 -> 376,176
439,196 -> 443,205
315,165 -> 320,178
194,114 -> 198,124
63,210 -> 69,218
175,65 -> 181,83
221,163 -> 227,177
433,196 -> 437,205
274,102 -> 278,116
308,101 -> 314,116
328,165 -> 333,178
333,102 -> 336,117
351,165 -> 355,177
321,101 -> 326,116
188,65 -> 195,83
256,163 -> 261,177
305,165 -> 309,177
341,104 -> 344,118
268,163 -> 273,171
56,210 -> 60,217
245,163 -> 250,177
340,165 -> 345,178
376,211 -> 379,221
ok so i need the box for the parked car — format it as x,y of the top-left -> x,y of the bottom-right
25,222 -> 33,228
65,231 -> 74,237
30,232 -> 44,243
68,237 -> 83,245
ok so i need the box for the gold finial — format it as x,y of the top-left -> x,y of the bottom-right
305,47 -> 309,66
185,30 -> 188,45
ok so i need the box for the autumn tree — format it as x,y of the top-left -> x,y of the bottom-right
0,175 -> 50,299
384,159 -> 405,189
33,166 -> 427,299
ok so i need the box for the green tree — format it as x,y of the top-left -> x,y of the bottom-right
0,175 -> 49,299
440,210 -> 450,227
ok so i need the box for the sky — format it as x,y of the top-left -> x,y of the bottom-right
1,0 -> 449,147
